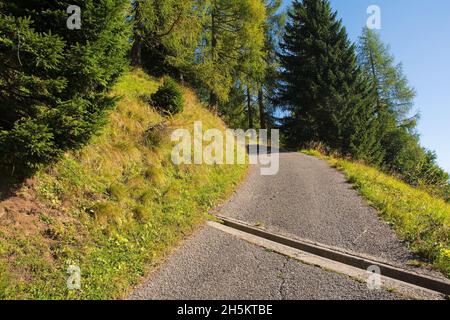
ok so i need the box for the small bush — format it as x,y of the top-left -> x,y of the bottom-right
150,78 -> 184,115
0,121 -> 60,176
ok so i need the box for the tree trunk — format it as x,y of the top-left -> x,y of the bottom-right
247,87 -> 253,129
369,47 -> 380,111
258,83 -> 266,129
208,5 -> 218,111
131,35 -> 142,67
209,91 -> 218,113
131,1 -> 143,67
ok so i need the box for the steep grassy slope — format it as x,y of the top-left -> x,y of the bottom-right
303,150 -> 450,277
0,69 -> 247,299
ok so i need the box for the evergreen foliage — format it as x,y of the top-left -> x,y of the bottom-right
0,0 -> 130,176
277,0 -> 382,163
357,27 -> 449,191
0,0 -> 447,198
150,77 -> 184,115
277,0 -> 448,196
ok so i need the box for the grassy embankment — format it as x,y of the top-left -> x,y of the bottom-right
302,149 -> 450,277
0,69 -> 247,299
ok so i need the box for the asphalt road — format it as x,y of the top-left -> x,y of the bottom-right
220,152 -> 413,267
128,151 -> 429,300
129,226 -> 399,300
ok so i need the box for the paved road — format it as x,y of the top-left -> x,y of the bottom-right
220,152 -> 413,267
129,151 -> 431,300
129,226 -> 399,300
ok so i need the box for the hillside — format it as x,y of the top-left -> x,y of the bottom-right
0,69 -> 247,299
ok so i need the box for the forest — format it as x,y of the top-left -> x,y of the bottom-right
0,0 -> 449,197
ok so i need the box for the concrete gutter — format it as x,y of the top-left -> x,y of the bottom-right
215,215 -> 450,297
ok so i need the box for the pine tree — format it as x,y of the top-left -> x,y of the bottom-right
0,1 -> 130,177
278,0 -> 382,161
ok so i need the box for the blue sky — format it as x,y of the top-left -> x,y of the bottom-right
282,0 -> 450,173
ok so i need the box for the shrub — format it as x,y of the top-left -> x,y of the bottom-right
150,78 -> 184,115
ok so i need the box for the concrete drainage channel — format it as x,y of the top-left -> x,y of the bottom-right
210,215 -> 450,300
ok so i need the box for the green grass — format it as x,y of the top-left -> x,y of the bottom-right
0,69 -> 247,299
302,149 -> 450,277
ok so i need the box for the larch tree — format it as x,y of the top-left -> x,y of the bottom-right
130,0 -> 204,77
357,27 -> 449,188
358,27 -> 417,128
258,0 -> 285,129
194,0 -> 266,111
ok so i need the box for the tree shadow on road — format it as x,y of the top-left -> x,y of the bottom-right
246,144 -> 288,156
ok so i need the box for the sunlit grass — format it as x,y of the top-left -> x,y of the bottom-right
302,149 -> 450,277
0,69 -> 247,299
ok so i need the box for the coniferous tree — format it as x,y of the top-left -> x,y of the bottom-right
358,27 -> 417,127
357,27 -> 419,169
219,84 -> 248,129
131,0 -> 267,118
0,1 -> 130,177
278,0 -> 382,161
131,0 -> 203,77
357,27 -> 449,189
195,0 -> 266,109
258,0 -> 285,129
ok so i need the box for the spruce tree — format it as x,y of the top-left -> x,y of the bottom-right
278,0 -> 382,162
0,1 -> 130,177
